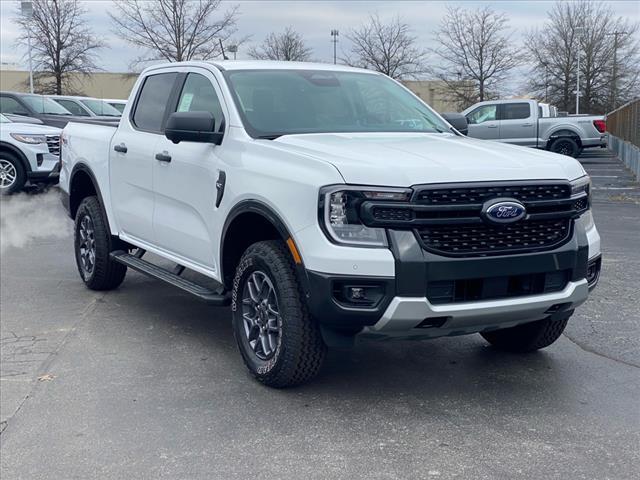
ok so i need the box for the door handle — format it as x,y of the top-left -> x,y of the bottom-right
521,123 -> 533,127
487,124 -> 498,128
155,152 -> 172,163
113,143 -> 127,153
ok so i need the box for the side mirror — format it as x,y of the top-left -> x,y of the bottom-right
441,112 -> 468,136
165,111 -> 223,145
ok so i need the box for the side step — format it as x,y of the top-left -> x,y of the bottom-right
110,250 -> 230,306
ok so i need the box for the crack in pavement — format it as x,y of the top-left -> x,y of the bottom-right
562,332 -> 640,369
0,294 -> 105,437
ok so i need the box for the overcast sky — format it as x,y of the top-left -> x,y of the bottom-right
1,0 -> 639,93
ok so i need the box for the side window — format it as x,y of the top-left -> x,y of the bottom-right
132,72 -> 178,132
175,73 -> 224,131
502,103 -> 531,120
56,99 -> 89,116
466,105 -> 497,124
0,96 -> 29,115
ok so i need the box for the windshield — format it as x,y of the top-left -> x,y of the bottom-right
224,69 -> 450,138
80,99 -> 122,117
0,114 -> 9,123
109,102 -> 126,113
21,95 -> 72,115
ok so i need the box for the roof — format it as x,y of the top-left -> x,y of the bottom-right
144,60 -> 377,75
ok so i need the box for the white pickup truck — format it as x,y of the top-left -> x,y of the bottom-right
462,99 -> 607,157
60,61 -> 601,387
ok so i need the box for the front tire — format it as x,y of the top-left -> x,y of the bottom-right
74,196 -> 127,290
0,153 -> 26,195
480,311 -> 573,353
231,240 -> 326,388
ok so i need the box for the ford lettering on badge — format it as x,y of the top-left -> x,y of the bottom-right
483,200 -> 527,224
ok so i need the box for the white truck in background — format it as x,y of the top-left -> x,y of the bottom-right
60,61 -> 601,387
462,99 -> 606,157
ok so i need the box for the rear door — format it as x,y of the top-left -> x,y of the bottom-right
498,102 -> 536,146
110,71 -> 178,242
152,69 -> 227,272
465,104 -> 499,140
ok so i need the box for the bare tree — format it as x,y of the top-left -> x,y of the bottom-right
342,14 -> 427,80
16,0 -> 103,95
526,1 -> 639,114
110,0 -> 241,68
247,27 -> 312,61
431,6 -> 520,109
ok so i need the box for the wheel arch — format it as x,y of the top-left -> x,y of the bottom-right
0,141 -> 32,173
69,163 -> 107,222
546,128 -> 583,149
220,200 -> 304,290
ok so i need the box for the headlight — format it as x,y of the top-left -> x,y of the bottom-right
10,133 -> 47,144
320,186 -> 412,247
570,175 -> 591,214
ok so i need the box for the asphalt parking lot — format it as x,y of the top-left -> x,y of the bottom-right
1,149 -> 638,480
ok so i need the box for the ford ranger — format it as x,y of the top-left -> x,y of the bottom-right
59,61 -> 601,387
462,99 -> 606,157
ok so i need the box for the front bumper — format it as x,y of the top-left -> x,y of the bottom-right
305,215 -> 600,341
362,280 -> 587,340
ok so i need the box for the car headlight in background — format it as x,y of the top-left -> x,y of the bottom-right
10,133 -> 47,144
320,186 -> 412,247
570,175 -> 591,214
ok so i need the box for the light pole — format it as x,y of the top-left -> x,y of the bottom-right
21,1 -> 34,94
330,29 -> 339,65
227,44 -> 238,60
574,27 -> 584,114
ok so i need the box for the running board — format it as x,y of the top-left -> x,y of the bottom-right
110,250 -> 230,306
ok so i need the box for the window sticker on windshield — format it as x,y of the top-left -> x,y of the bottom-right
178,93 -> 194,112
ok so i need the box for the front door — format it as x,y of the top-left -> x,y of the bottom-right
152,71 -> 227,273
465,104 -> 499,140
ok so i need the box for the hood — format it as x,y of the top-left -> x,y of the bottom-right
274,133 -> 586,186
2,122 -> 62,135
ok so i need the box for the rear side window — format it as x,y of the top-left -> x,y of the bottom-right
502,103 -> 531,120
55,99 -> 90,116
0,96 -> 29,115
132,73 -> 178,132
175,73 -> 224,131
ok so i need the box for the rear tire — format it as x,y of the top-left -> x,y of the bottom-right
549,137 -> 580,158
0,152 -> 26,195
480,311 -> 573,353
74,196 -> 127,290
231,240 -> 326,388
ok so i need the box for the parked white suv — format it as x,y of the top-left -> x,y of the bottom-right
60,61 -> 601,387
0,114 -> 61,194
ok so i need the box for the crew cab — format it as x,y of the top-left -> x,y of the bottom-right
60,61 -> 601,387
462,99 -> 606,157
0,114 -> 60,194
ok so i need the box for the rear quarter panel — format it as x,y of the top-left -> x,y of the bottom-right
60,122 -> 118,232
538,117 -> 601,144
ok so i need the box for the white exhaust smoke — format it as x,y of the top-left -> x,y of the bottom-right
0,189 -> 72,254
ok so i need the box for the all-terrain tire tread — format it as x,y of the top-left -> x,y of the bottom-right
75,196 -> 127,291
233,240 -> 326,388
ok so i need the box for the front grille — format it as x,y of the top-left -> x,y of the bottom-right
417,218 -> 572,256
359,181 -> 585,258
46,135 -> 60,156
415,184 -> 571,204
427,270 -> 570,305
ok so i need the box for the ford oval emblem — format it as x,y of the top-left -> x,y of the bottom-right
483,199 -> 526,224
